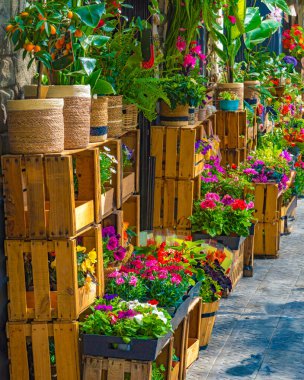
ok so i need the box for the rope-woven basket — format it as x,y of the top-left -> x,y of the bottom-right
90,97 -> 108,142
7,99 -> 64,154
107,95 -> 123,138
122,103 -> 138,132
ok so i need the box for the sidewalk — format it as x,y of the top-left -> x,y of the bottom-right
187,200 -> 304,380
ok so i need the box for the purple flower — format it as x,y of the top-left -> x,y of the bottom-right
283,55 -> 298,67
118,310 -> 137,319
95,304 -> 113,312
113,247 -> 126,261
252,160 -> 265,167
129,276 -> 138,286
204,164 -> 213,169
104,294 -> 118,300
103,226 -> 116,238
222,194 -> 234,206
107,236 -> 119,251
247,156 -> 253,161
243,168 -> 259,176
205,192 -> 220,202
280,150 -> 292,162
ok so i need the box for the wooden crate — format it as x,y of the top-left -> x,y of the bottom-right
122,195 -> 140,246
172,315 -> 188,380
223,240 -> 245,296
2,151 -> 100,239
253,183 -> 282,223
6,225 -> 104,322
185,298 -> 201,369
280,196 -> 297,235
7,321 -> 80,380
102,210 -> 124,247
216,110 -> 247,149
243,235 -> 254,277
221,148 -> 247,167
151,123 -> 207,179
121,130 -> 140,195
83,337 -> 174,380
254,221 -> 280,258
153,177 -> 201,230
202,113 -> 217,135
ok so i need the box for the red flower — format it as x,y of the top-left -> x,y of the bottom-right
270,78 -> 280,86
200,200 -> 217,209
231,199 -> 247,211
231,163 -> 237,169
148,299 -> 159,305
295,162 -> 300,167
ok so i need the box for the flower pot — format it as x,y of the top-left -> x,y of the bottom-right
160,102 -> 189,127
7,99 -> 64,154
244,80 -> 260,103
122,103 -> 138,131
24,84 -> 91,150
215,83 -> 244,110
219,99 -> 240,111
90,97 -> 108,142
107,95 -> 123,138
200,300 -> 219,349
269,85 -> 285,98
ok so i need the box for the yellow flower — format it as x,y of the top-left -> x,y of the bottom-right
81,261 -> 87,272
50,258 -> 56,269
85,258 -> 95,275
77,245 -> 86,253
88,249 -> 97,263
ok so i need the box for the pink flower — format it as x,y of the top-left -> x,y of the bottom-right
158,269 -> 168,279
228,15 -> 236,24
147,275 -> 155,280
200,200 -> 217,209
129,275 -> 138,286
109,313 -> 118,324
191,45 -> 202,54
198,53 -> 207,63
115,277 -> 125,285
183,54 -> 197,69
205,193 -> 220,202
171,274 -> 182,285
247,201 -> 254,209
108,270 -> 121,278
176,36 -> 186,52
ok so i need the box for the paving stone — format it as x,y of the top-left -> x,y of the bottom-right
187,199 -> 304,379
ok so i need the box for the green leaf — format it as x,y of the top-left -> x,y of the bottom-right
79,57 -> 96,76
261,0 -> 290,14
51,53 -> 74,70
74,3 -> 106,28
34,3 -> 45,16
245,19 -> 280,49
245,7 -> 261,33
45,22 -> 50,37
92,79 -> 115,95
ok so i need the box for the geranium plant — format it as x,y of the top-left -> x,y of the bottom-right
80,296 -> 172,343
102,226 -> 126,267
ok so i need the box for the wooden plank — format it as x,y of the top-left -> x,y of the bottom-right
130,361 -> 152,380
83,357 -> 103,380
54,322 -> 80,380
107,359 -> 125,380
156,338 -> 173,380
254,223 -> 264,256
2,156 -> 27,238
265,184 -> 279,222
74,200 -> 94,232
25,155 -> 46,239
163,179 -> 176,228
154,179 -> 163,228
31,241 -> 51,321
55,240 -> 78,320
216,111 -> 226,149
165,128 -> 178,178
32,323 -> 52,380
179,129 -> 196,179
227,112 -> 239,148
239,111 -> 247,145
264,222 -> 280,256
45,156 -> 75,238
6,240 -> 27,321
7,323 -> 29,380
177,180 -> 193,229
254,184 -> 266,222
151,127 -> 165,178
122,195 -> 140,246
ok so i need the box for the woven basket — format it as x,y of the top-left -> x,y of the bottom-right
122,103 -> 138,131
244,80 -> 260,102
160,102 -> 189,127
24,85 -> 91,150
90,97 -> 109,142
7,99 -> 64,154
107,95 -> 123,137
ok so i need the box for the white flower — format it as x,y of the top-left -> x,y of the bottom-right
134,314 -> 144,325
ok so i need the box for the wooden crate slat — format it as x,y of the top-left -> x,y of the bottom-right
56,240 -> 78,320
177,180 -> 193,229
122,195 -> 140,246
83,357 -> 103,380
107,359 -> 125,380
254,184 -> 266,222
179,129 -> 196,179
121,130 -> 140,192
6,240 -> 27,320
31,241 -> 51,321
163,179 -> 176,228
54,322 -> 80,380
226,112 -> 239,148
25,155 -> 46,239
45,156 -> 75,237
32,323 -> 52,380
264,185 -> 280,222
130,361 -> 152,380
153,179 -> 162,228
2,156 -> 27,238
151,127 -> 165,178
7,323 -> 29,380
165,128 -> 178,178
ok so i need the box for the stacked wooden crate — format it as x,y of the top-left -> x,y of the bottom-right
2,130 -> 141,379
151,122 -> 209,232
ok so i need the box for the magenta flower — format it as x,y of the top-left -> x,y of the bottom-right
191,45 -> 202,54
118,310 -> 137,319
176,36 -> 186,52
158,269 -> 168,279
200,200 -> 217,209
228,15 -> 236,24
201,175 -> 218,183
108,270 -> 121,278
171,274 -> 182,285
94,304 -> 113,312
115,277 -> 125,285
205,192 -> 220,202
113,247 -> 126,261
222,194 -> 234,206
247,201 -> 254,209
243,168 -> 259,176
280,150 -> 292,162
107,236 -> 119,251
183,54 -> 197,69
129,276 -> 138,287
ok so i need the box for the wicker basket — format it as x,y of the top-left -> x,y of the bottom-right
90,97 -> 109,142
107,95 -> 123,137
24,84 -> 91,150
160,102 -> 189,127
7,99 -> 64,154
244,80 -> 260,102
122,103 -> 138,131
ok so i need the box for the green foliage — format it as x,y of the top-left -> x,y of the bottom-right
99,147 -> 117,194
106,273 -> 147,301
152,363 -> 166,380
199,274 -> 222,303
218,91 -> 239,100
294,164 -> 304,196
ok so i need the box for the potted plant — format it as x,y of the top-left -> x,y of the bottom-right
80,295 -> 173,361
218,91 -> 240,111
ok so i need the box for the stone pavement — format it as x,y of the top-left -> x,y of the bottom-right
187,199 -> 304,380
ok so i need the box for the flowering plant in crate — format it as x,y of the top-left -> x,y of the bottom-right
80,295 -> 172,342
99,147 -> 117,194
122,144 -> 134,171
190,192 -> 254,237
102,226 -> 126,267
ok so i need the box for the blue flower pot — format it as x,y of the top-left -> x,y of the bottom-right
219,99 -> 240,111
